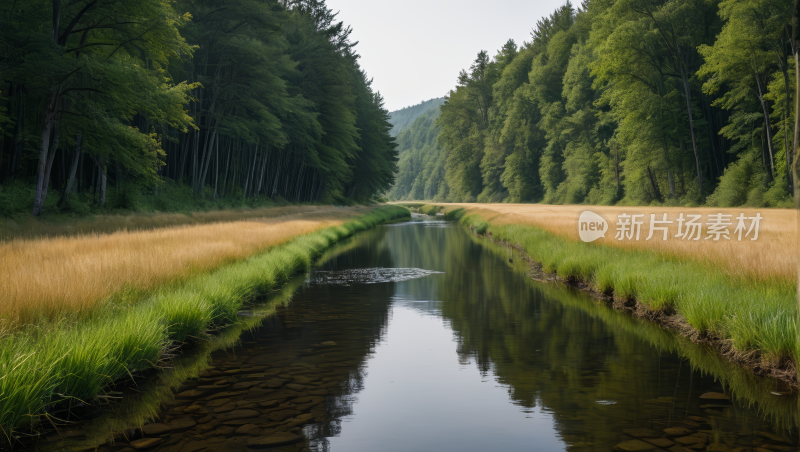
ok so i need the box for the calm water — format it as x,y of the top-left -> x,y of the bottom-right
32,216 -> 800,452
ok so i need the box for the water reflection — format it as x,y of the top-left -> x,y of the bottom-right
310,268 -> 444,285
29,217 -> 800,452
317,220 -> 800,451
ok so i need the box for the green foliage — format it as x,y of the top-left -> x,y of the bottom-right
418,204 -> 444,215
386,0 -> 793,208
707,148 -> 792,207
444,208 -> 466,221
387,109 -> 447,201
388,98 -> 445,137
0,0 -> 397,215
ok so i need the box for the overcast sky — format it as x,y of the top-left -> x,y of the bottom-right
325,0 -> 570,112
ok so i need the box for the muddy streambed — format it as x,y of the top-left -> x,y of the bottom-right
28,215 -> 800,452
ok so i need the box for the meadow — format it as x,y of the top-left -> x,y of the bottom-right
0,205 -> 374,327
411,203 -> 796,286
0,205 -> 410,436
416,203 -> 798,382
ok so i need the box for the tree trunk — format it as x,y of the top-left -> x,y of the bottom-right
91,159 -> 98,201
700,94 -> 721,179
680,70 -> 703,196
197,122 -> 218,194
191,87 -> 204,190
213,133 -> 220,199
57,134 -> 82,209
221,138 -> 232,198
192,128 -> 199,191
256,145 -> 270,196
179,131 -> 190,183
32,93 -> 58,216
780,64 -> 793,193
294,164 -> 305,201
243,145 -> 258,198
196,95 -> 219,194
271,151 -> 284,198
92,155 -> 108,207
755,70 -> 776,178
667,168 -> 675,198
99,166 -> 107,207
59,134 -> 65,188
646,166 -> 663,202
77,148 -> 83,193
661,141 -> 675,198
40,120 -> 61,209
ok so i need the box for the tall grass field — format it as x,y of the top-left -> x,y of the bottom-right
407,202 -> 796,285
425,204 -> 797,381
0,205 -> 409,437
0,205 -> 375,327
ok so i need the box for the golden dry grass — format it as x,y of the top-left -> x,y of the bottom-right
0,205 -> 371,326
416,203 -> 796,286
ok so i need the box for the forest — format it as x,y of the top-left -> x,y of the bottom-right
0,0 -> 398,216
389,0 -> 798,208
388,98 -> 445,136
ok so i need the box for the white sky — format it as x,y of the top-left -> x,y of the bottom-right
325,0 -> 571,112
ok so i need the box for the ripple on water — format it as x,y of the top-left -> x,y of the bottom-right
386,215 -> 453,228
310,267 -> 444,285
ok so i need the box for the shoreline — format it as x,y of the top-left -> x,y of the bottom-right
0,205 -> 410,439
505,237 -> 799,387
442,206 -> 799,389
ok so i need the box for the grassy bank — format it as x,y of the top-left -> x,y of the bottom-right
412,202 -> 797,285
471,229 -> 800,430
445,207 -> 798,382
0,205 -> 409,437
1,206 -> 376,326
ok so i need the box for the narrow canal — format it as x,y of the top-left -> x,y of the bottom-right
36,215 -> 799,452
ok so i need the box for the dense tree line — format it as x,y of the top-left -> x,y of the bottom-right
388,107 -> 446,200
388,98 -> 445,137
390,0 -> 798,207
0,0 -> 397,216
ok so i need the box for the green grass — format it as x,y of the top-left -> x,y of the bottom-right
0,205 -> 409,437
418,204 -> 445,215
444,208 -> 466,221
459,213 -> 798,369
394,202 -> 427,209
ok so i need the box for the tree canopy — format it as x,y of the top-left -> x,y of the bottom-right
0,0 -> 398,215
389,0 -> 795,208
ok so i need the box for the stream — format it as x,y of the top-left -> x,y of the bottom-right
31,215 -> 800,452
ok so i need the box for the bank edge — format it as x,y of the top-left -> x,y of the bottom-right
431,205 -> 797,387
0,205 -> 410,437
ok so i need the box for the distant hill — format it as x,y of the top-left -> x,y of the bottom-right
388,98 -> 445,137
387,108 -> 446,201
